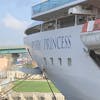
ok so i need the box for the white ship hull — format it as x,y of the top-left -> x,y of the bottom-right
24,25 -> 100,100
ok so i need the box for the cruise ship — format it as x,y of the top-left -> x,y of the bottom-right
24,0 -> 100,100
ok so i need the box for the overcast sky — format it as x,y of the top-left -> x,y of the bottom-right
0,0 -> 40,47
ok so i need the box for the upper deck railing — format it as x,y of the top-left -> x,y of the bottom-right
32,0 -> 77,16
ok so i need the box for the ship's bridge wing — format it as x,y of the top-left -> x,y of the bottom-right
32,0 -> 87,21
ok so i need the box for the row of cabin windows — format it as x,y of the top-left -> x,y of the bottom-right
43,57 -> 72,66
26,15 -> 87,35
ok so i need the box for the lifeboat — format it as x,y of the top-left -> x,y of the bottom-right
81,19 -> 100,51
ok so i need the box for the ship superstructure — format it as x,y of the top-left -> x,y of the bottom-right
24,0 -> 100,100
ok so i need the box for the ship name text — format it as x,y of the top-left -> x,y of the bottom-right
32,35 -> 71,50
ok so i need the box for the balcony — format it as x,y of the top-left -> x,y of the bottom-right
32,0 -> 87,20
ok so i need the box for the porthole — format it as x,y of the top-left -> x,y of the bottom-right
68,57 -> 72,66
50,57 -> 53,64
43,57 -> 47,65
58,58 -> 62,65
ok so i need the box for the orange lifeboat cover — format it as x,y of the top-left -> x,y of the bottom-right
93,19 -> 100,31
82,22 -> 88,32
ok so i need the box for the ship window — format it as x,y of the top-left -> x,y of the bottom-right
58,58 -> 62,65
68,57 -> 72,66
43,57 -> 47,65
77,15 -> 87,25
42,20 -> 56,31
57,16 -> 75,28
50,57 -> 53,64
25,25 -> 41,35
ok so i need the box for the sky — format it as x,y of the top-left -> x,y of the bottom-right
0,0 -> 40,47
